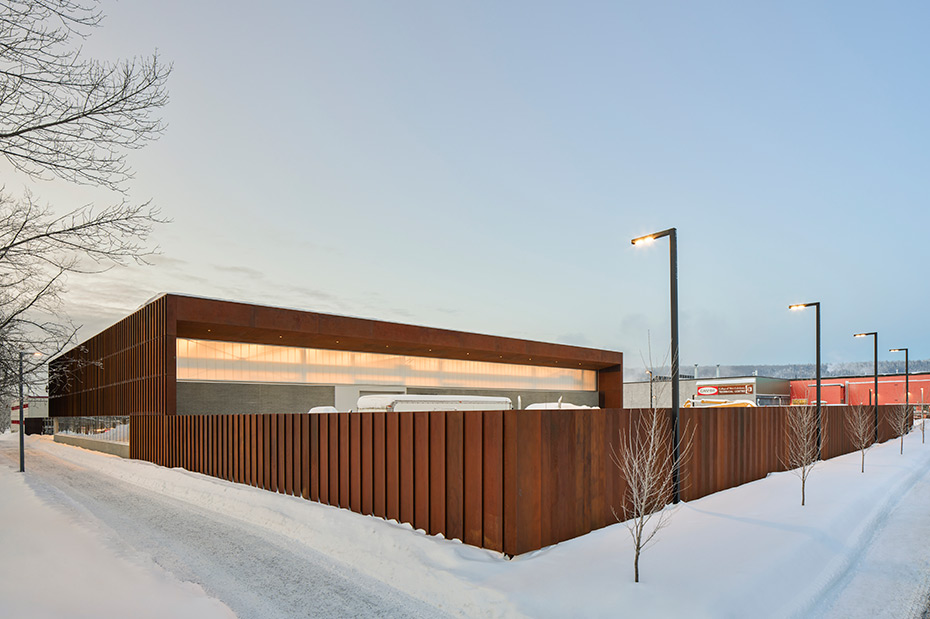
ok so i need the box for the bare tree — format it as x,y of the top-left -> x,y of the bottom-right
784,405 -> 823,506
0,0 -> 169,399
612,408 -> 676,583
0,192 -> 163,397
611,347 -> 692,584
1,0 -> 169,190
886,404 -> 913,455
920,394 -> 926,444
844,404 -> 874,473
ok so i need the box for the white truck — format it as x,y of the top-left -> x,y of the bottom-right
356,394 -> 513,413
307,406 -> 339,414
525,402 -> 592,410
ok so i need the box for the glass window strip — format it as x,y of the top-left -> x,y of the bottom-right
177,338 -> 595,391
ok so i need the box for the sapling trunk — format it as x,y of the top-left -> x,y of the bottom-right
786,406 -> 819,506
845,405 -> 873,475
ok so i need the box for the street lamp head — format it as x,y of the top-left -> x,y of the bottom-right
889,348 -> 907,353
631,227 -> 675,246
853,332 -> 877,338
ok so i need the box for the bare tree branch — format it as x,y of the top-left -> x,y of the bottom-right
784,405 -> 824,506
0,189 -> 166,399
845,404 -> 874,473
0,0 -> 170,191
610,354 -> 691,583
0,1 -> 170,403
886,404 -> 912,456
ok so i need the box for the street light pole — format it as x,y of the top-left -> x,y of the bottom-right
854,332 -> 879,442
18,351 -> 25,473
646,370 -> 654,408
889,348 -> 909,410
17,351 -> 41,473
632,227 -> 680,503
789,302 -> 821,457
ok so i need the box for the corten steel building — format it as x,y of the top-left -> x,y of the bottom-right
49,294 -> 623,417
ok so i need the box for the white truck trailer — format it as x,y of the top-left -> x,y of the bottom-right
356,394 -> 513,413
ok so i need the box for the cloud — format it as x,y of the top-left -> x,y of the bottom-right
211,264 -> 267,280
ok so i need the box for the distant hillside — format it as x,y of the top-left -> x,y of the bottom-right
624,360 -> 930,382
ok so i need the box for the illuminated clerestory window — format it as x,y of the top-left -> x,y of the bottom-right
177,338 -> 596,392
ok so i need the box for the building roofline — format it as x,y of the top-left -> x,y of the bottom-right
166,293 -> 622,371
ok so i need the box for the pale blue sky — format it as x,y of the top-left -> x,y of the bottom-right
12,1 -> 930,370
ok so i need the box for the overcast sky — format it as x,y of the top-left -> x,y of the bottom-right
8,1 -> 930,370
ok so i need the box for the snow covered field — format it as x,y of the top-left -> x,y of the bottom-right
1,427 -> 929,617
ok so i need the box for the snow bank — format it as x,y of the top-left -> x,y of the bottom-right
0,439 -> 233,619
12,427 -> 930,617
22,434 -> 518,617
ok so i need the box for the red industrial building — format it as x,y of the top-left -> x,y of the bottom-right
789,373 -> 930,409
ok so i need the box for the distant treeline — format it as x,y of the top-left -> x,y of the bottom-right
624,360 -> 930,382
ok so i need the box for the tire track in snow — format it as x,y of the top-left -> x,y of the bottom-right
0,439 -> 448,619
799,444 -> 930,618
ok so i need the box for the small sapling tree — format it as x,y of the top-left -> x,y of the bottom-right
887,404 -> 913,455
844,404 -> 874,473
612,408 -> 676,583
611,349 -> 692,584
612,337 -> 698,583
785,405 -> 822,506
921,394 -> 927,445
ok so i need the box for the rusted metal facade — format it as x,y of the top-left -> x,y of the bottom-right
49,295 -> 176,417
130,405 -> 903,555
679,405 -> 899,500
50,294 -> 623,417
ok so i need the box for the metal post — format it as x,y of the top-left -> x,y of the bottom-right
631,226 -> 681,504
789,302 -> 821,457
855,332 -> 879,442
874,335 -> 878,442
647,370 -> 654,408
890,348 -> 910,412
814,304 -> 821,458
905,349 -> 909,409
669,228 -> 680,504
18,351 -> 25,473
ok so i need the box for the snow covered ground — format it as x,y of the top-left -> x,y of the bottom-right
1,426 -> 929,618
0,438 -> 234,619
